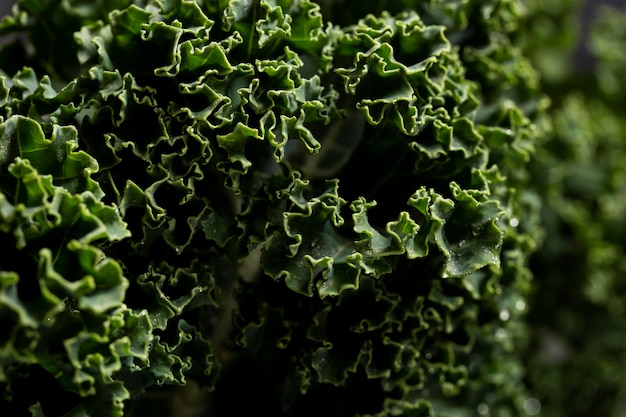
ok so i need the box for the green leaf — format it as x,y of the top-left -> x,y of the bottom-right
262,180 -> 353,296
440,180 -> 505,278
0,116 -> 102,198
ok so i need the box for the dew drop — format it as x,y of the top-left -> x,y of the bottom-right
515,300 -> 527,311
424,352 -> 432,360
428,367 -> 435,374
499,309 -> 510,321
477,403 -> 489,415
509,217 -> 519,227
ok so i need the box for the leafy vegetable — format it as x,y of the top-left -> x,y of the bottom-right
2,0 -> 612,416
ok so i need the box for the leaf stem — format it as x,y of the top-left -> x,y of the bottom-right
246,0 -> 258,61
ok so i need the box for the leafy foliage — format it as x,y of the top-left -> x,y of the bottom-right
519,4 -> 626,416
0,0 -> 593,416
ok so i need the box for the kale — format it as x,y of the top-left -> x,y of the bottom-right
0,1 -> 623,416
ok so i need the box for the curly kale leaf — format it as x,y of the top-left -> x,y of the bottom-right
0,0 -> 541,416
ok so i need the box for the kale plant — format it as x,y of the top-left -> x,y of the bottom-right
519,2 -> 626,416
0,0 -> 547,416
